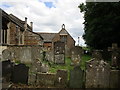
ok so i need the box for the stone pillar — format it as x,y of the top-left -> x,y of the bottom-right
23,17 -> 27,45
7,22 -> 11,44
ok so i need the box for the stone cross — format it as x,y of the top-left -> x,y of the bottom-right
108,43 -> 120,68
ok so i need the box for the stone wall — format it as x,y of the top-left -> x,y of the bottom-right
1,45 -> 43,63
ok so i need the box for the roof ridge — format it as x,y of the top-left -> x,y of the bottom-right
9,14 -> 25,23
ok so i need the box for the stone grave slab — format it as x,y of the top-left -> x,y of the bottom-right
55,69 -> 68,87
85,50 -> 110,88
69,66 -> 84,88
54,41 -> 65,64
110,70 -> 120,88
2,60 -> 14,82
11,63 -> 29,84
54,54 -> 65,64
54,41 -> 65,55
40,64 -> 49,73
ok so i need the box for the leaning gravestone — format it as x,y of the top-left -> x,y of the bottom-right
2,49 -> 12,60
108,43 -> 120,69
85,50 -> 110,88
69,66 -> 84,88
54,41 -> 65,64
11,63 -> 29,84
70,46 -> 83,66
55,69 -> 68,87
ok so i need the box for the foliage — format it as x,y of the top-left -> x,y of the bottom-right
78,2 -> 120,49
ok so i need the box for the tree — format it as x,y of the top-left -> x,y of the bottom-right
78,2 -> 120,50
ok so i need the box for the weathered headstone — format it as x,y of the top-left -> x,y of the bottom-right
69,66 -> 84,88
40,64 -> 49,73
85,50 -> 110,88
54,41 -> 65,64
109,70 -> 120,88
45,50 -> 54,62
108,43 -> 120,69
11,63 -> 29,84
2,49 -> 12,60
2,60 -> 14,82
70,46 -> 83,66
1,60 -> 14,89
55,69 -> 68,87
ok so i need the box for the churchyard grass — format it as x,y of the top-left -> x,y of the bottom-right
49,54 -> 92,73
49,57 -> 73,73
80,54 -> 92,70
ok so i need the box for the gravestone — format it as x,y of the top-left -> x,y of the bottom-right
54,41 -> 65,64
110,70 -> 120,88
2,60 -> 14,82
11,63 -> 29,84
70,46 -> 83,66
45,50 -> 54,62
55,69 -> 68,87
1,60 -> 14,89
40,64 -> 49,73
69,66 -> 84,88
85,50 -> 110,88
108,43 -> 120,69
2,49 -> 12,60
28,73 -> 36,85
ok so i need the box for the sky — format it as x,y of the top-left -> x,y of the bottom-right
0,0 -> 86,46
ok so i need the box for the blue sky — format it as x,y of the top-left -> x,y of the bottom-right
44,2 -> 55,8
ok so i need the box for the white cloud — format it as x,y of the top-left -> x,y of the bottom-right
0,0 -> 86,46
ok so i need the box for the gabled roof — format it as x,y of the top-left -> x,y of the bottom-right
1,9 -> 43,40
59,28 -> 68,35
37,33 -> 57,42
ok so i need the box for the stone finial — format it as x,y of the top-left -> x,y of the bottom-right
62,24 -> 65,29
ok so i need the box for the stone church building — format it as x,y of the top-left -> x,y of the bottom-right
1,9 -> 75,57
37,24 -> 75,56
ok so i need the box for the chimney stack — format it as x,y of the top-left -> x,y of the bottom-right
25,17 -> 27,23
30,22 -> 33,31
24,17 -> 27,30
